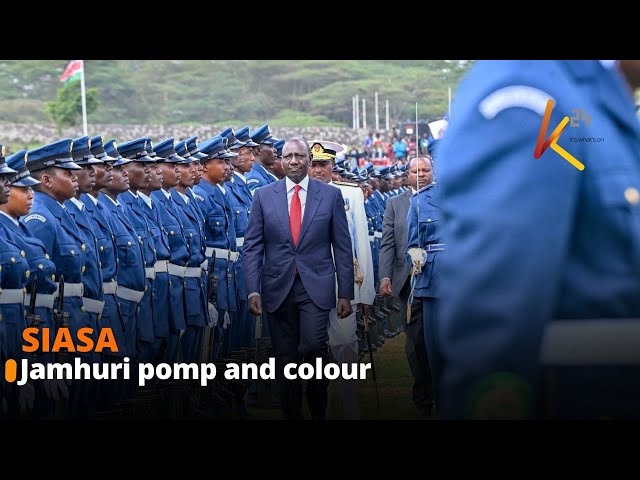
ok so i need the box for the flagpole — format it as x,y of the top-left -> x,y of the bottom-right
80,61 -> 88,136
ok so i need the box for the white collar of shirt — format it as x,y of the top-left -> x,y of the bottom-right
268,172 -> 279,181
138,191 -> 153,209
161,188 -> 171,199
286,175 -> 309,193
58,201 -> 66,210
104,194 -> 121,207
128,190 -> 138,198
233,171 -> 247,183
599,60 -> 618,69
0,209 -> 19,226
217,184 -> 226,195
86,194 -> 98,205
411,187 -> 417,195
178,191 -> 190,204
69,197 -> 85,211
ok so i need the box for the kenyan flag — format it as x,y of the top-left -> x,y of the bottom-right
60,60 -> 83,84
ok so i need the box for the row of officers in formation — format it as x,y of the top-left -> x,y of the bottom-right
0,124 -> 437,420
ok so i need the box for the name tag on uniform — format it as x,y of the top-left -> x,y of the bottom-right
23,214 -> 46,223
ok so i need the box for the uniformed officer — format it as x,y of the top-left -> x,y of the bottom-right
0,148 -> 32,416
138,138 -> 173,364
23,138 -> 88,417
307,140 -> 375,419
221,127 -> 257,347
193,136 -> 239,361
82,136 -> 123,409
170,144 -> 209,363
434,60 -> 640,419
270,139 -> 286,180
245,124 -> 278,195
117,138 -> 158,364
150,139 -> 190,363
98,140 -> 145,366
67,136 -> 104,364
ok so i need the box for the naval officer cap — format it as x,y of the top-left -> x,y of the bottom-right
104,139 -> 132,167
235,126 -> 259,147
6,150 -> 40,187
0,144 -> 18,175
219,128 -> 246,150
250,124 -> 276,145
90,135 -> 118,163
308,140 -> 344,162
72,136 -> 103,166
117,138 -> 156,162
186,136 -> 208,160
154,138 -> 185,164
26,138 -> 82,172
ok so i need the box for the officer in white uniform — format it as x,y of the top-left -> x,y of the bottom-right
307,140 -> 375,419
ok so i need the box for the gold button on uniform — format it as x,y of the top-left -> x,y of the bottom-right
10,257 -> 15,263
127,241 -> 131,246
20,250 -> 25,257
100,246 -> 104,252
70,250 -> 75,255
81,244 -> 86,251
81,266 -> 86,273
38,264 -> 44,270
81,306 -> 86,312
625,187 -> 640,205
45,254 -> 50,260
52,274 -> 55,281
25,271 -> 30,278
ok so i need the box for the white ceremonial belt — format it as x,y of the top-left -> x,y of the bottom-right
116,285 -> 145,303
374,232 -> 382,239
168,263 -> 186,277
368,235 -> 375,242
82,297 -> 105,315
184,267 -> 202,278
201,260 -> 209,272
64,283 -> 84,298
236,237 -> 245,247
206,247 -> 239,263
24,293 -> 56,309
102,282 -> 118,295
154,260 -> 169,273
541,319 -> 640,365
0,288 -> 25,304
145,267 -> 156,280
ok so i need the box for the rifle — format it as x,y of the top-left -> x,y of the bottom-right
55,275 -> 69,363
205,249 -> 218,363
361,304 -> 380,408
26,276 -> 40,328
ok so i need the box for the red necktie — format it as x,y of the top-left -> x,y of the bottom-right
290,185 -> 302,245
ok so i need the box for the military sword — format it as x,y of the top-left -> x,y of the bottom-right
361,304 -> 380,408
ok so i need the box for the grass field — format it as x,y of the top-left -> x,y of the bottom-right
247,332 -> 431,421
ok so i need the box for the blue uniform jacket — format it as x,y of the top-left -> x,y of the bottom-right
436,60 -> 640,418
245,163 -> 276,195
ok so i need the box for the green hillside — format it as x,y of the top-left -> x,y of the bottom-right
0,60 -> 472,127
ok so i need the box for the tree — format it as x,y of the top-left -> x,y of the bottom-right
45,81 -> 99,133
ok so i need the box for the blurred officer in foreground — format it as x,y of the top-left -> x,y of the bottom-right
436,60 -> 640,419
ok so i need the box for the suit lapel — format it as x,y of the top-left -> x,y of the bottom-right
297,179 -> 320,246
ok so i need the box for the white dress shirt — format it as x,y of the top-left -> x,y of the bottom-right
138,191 -> 153,209
285,175 -> 309,223
69,197 -> 85,211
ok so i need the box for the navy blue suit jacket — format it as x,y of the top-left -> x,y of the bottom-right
243,177 -> 354,312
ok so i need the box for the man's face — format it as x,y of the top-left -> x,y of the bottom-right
94,162 -> 113,190
203,158 -> 228,184
160,162 -> 180,189
46,167 -> 78,201
124,161 -> 151,190
407,157 -> 433,190
0,174 -> 11,204
110,166 -> 130,193
254,143 -> 276,167
225,159 -> 234,181
309,159 -> 333,183
232,146 -> 254,174
74,165 -> 97,194
379,177 -> 391,192
192,159 -> 203,185
391,176 -> 402,189
147,162 -> 164,191
271,157 -> 286,179
282,140 -> 309,184
177,163 -> 196,188
369,177 -> 379,190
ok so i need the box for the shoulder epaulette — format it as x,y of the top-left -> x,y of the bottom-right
333,180 -> 358,187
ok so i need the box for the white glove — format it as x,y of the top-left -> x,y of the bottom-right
179,329 -> 185,338
43,378 -> 69,401
223,312 -> 231,330
408,247 -> 427,269
18,383 -> 35,413
208,303 -> 218,327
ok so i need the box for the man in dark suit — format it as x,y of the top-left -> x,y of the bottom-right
379,155 -> 434,416
243,136 -> 354,420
